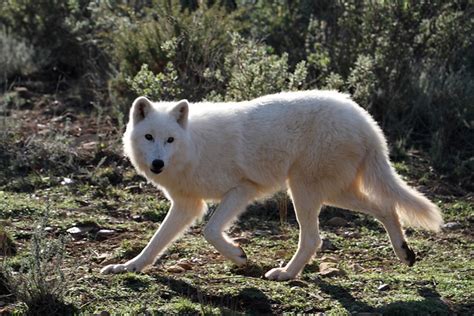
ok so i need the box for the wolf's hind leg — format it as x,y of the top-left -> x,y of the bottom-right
203,183 -> 258,266
265,180 -> 322,281
101,198 -> 206,274
326,190 -> 416,266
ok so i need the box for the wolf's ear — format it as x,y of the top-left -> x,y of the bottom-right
130,96 -> 152,124
169,100 -> 189,129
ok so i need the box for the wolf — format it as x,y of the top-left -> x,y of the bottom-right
101,90 -> 443,280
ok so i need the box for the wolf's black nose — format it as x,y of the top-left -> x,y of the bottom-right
151,159 -> 164,173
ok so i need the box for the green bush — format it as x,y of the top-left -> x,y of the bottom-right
299,1 -> 473,179
0,0 -> 472,187
0,28 -> 39,83
206,34 -> 308,101
113,5 -> 239,102
1,217 -> 74,315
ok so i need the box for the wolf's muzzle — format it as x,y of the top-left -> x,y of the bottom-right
150,159 -> 164,174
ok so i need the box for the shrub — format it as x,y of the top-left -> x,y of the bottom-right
113,5 -> 240,102
127,63 -> 182,101
0,226 -> 16,256
301,1 -> 473,177
1,217 -> 74,315
206,34 -> 308,101
0,0 -> 86,76
0,28 -> 38,84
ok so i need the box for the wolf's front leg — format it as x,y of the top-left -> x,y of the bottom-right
101,198 -> 206,274
203,183 -> 258,266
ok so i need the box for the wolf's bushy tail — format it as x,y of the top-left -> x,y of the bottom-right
362,151 -> 443,232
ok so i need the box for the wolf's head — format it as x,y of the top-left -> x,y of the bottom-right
123,97 -> 191,179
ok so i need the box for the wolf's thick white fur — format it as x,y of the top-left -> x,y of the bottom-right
101,90 -> 443,280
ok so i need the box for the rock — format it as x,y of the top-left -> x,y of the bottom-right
319,262 -> 337,271
61,177 -> 74,185
167,265 -> 186,273
442,222 -> 462,230
95,229 -> 115,240
96,229 -> 115,238
349,263 -> 364,272
176,261 -> 193,270
66,225 -> 96,238
132,215 -> 143,221
126,185 -> 142,193
319,262 -> 345,277
67,227 -> 86,235
14,86 -> 33,99
233,237 -> 250,244
326,217 -> 348,227
308,292 -> 324,301
320,238 -> 337,251
377,284 -> 390,291
320,255 -> 339,263
44,227 -> 55,232
253,230 -> 271,236
94,253 -> 109,262
343,231 -> 360,238
320,267 -> 345,277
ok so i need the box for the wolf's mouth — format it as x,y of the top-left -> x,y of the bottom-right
150,159 -> 164,174
150,167 -> 163,174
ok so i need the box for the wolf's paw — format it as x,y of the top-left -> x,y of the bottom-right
401,242 -> 416,266
229,245 -> 248,266
100,260 -> 145,274
264,267 -> 296,281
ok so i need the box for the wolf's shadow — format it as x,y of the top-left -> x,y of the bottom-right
316,278 -> 464,315
153,275 -> 275,314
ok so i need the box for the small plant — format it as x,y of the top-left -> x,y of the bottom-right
1,216 -> 74,315
206,33 -> 308,102
0,226 -> 16,256
0,27 -> 38,84
127,63 -> 182,101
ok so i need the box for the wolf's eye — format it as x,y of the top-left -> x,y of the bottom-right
167,137 -> 174,143
145,134 -> 153,141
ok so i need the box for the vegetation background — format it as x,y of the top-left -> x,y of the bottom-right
0,0 -> 472,315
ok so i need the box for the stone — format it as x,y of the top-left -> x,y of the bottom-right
61,177 -> 74,185
343,231 -> 360,238
96,229 -> 115,237
319,262 -> 337,271
67,227 -> 86,235
233,237 -> 250,244
320,255 -> 339,263
377,284 -> 390,291
442,222 -> 462,230
319,267 -> 345,277
167,265 -> 186,273
176,261 -> 193,270
349,263 -> 364,272
319,262 -> 345,277
132,215 -> 143,221
320,238 -> 337,251
66,225 -> 96,238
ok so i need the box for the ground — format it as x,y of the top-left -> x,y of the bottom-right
0,93 -> 473,315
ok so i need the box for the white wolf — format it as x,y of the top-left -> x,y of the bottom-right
101,90 -> 443,280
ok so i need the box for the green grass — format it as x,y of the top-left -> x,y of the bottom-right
0,161 -> 472,315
